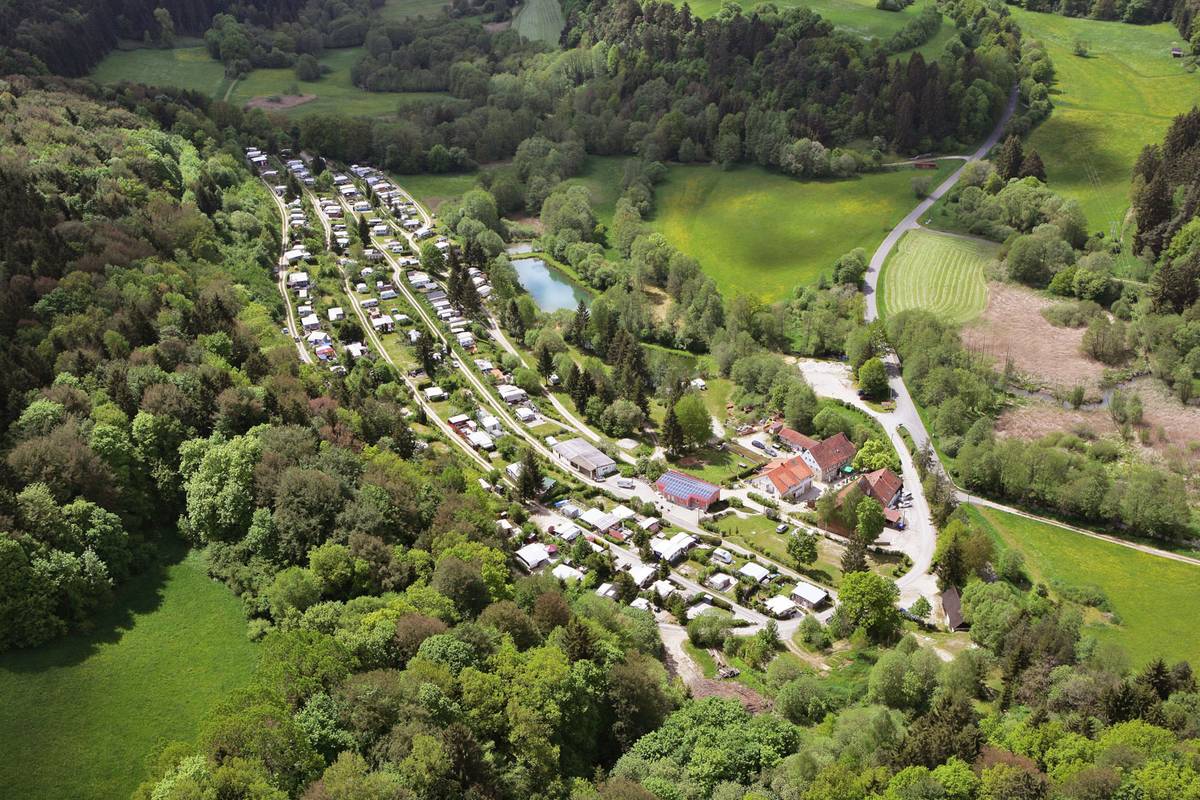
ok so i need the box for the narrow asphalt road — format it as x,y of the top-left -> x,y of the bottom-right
863,85 -> 1019,322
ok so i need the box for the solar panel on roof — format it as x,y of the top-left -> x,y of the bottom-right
657,471 -> 718,498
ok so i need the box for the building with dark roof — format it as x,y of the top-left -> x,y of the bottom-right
802,432 -> 858,481
941,587 -> 967,631
654,470 -> 721,511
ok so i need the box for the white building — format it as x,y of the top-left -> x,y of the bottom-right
629,564 -> 656,588
790,580 -> 830,610
552,563 -> 585,583
497,384 -> 528,404
516,543 -> 550,572
423,386 -> 447,402
765,595 -> 799,619
650,532 -> 697,564
739,562 -> 771,584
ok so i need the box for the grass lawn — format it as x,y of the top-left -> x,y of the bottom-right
651,162 -> 954,301
672,0 -> 950,55
228,48 -> 450,118
965,503 -> 1200,667
0,544 -> 256,800
715,514 -> 845,587
393,172 -> 487,212
670,444 -> 766,485
879,228 -> 995,324
380,0 -> 451,20
91,45 -> 230,97
1011,9 -> 1199,236
513,0 -> 566,44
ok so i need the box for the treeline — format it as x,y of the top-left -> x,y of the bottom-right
203,0 -> 380,77
1020,0 -> 1199,37
0,0 -> 307,77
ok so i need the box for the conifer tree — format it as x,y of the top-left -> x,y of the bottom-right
1018,149 -> 1046,181
517,447 -> 542,501
662,405 -> 684,457
993,135 -> 1024,180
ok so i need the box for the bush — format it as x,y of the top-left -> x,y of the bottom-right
1050,580 -> 1110,610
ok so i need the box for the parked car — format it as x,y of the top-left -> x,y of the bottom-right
776,523 -> 789,534
617,478 -> 635,489
751,439 -> 766,450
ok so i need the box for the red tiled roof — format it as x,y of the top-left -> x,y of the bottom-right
760,455 -> 813,494
864,468 -> 903,505
779,428 -> 819,451
808,432 -> 857,471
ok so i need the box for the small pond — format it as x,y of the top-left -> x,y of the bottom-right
512,257 -> 590,312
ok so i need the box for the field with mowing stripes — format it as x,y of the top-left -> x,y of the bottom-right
513,0 -> 565,44
1011,9 -> 1198,236
879,229 -> 994,324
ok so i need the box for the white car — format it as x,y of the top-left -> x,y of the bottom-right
617,478 -> 635,489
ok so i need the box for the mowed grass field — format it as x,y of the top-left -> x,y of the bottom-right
91,44 -> 231,97
0,546 -> 257,800
966,504 -> 1200,667
380,0 -> 450,20
1011,9 -> 1199,235
513,0 -> 566,44
93,45 -> 450,118
651,162 -> 954,301
880,228 -> 994,324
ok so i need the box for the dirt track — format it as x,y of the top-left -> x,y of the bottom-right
658,622 -> 770,712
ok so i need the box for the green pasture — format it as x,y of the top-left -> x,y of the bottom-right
1011,9 -> 1199,236
380,0 -> 451,21
966,504 -> 1200,667
93,45 -> 448,118
91,45 -> 230,97
228,48 -> 450,118
0,545 -> 257,800
651,162 -> 953,301
394,172 -> 486,212
879,228 -> 994,324
671,0 -> 953,56
513,0 -> 566,45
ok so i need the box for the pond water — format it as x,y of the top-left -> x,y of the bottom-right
512,257 -> 590,312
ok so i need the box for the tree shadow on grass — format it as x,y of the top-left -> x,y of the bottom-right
0,537 -> 189,673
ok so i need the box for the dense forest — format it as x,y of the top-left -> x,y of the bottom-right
0,0 -> 315,76
300,0 -> 1042,175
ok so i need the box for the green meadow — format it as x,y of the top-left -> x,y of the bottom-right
380,0 -> 451,21
671,0 -> 954,56
227,48 -> 450,118
0,545 -> 257,800
650,162 -> 954,301
513,0 -> 567,44
91,44 -> 231,97
1011,8 -> 1199,236
393,172 -> 487,211
93,45 -> 449,118
966,504 -> 1200,667
879,228 -> 994,324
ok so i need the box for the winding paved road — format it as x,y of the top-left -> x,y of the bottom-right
856,87 -> 1200,572
863,85 -> 1018,323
